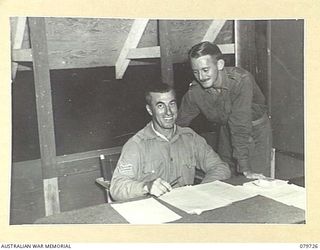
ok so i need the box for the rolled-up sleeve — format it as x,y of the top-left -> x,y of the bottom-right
194,134 -> 231,183
110,141 -> 146,201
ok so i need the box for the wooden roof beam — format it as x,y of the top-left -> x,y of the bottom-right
127,46 -> 160,59
11,17 -> 27,81
12,48 -> 32,62
219,43 -> 235,54
12,44 -> 234,65
115,19 -> 149,79
201,20 -> 235,56
127,44 -> 234,59
12,44 -> 233,66
202,20 -> 226,42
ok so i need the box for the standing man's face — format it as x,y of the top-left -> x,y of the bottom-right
146,90 -> 178,133
190,55 -> 224,89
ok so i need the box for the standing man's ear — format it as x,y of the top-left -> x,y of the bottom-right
146,105 -> 153,116
217,59 -> 225,71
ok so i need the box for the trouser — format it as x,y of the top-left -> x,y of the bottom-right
217,114 -> 272,177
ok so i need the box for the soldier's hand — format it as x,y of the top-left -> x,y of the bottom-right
243,171 -> 266,179
144,178 -> 172,197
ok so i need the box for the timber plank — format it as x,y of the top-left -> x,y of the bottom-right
202,20 -> 226,42
29,17 -> 60,215
115,19 -> 149,79
159,20 -> 174,86
29,17 -> 58,179
235,20 -> 257,72
11,17 -> 27,80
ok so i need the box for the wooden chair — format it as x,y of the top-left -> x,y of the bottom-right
95,153 -> 121,203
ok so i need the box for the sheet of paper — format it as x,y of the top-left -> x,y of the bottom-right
241,180 -> 306,210
111,197 -> 181,224
159,181 -> 256,215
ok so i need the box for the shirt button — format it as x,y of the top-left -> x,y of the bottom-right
170,158 -> 173,162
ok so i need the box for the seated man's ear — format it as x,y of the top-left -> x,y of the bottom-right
146,105 -> 153,116
217,59 -> 225,71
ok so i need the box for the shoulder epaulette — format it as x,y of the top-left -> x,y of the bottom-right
178,126 -> 196,136
188,80 -> 198,89
226,67 -> 249,81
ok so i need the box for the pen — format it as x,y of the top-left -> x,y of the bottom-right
170,176 -> 182,187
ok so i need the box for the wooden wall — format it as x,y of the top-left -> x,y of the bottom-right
269,20 -> 304,179
10,147 -> 122,224
234,20 -> 304,179
10,160 -> 45,224
13,18 -> 235,71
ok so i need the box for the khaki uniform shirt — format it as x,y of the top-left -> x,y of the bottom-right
110,122 -> 230,201
177,67 -> 267,171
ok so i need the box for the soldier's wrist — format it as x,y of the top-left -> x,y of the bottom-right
142,181 -> 153,194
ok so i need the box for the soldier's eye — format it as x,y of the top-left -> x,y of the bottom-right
157,103 -> 164,109
170,101 -> 177,107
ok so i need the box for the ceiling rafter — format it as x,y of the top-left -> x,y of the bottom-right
202,20 -> 235,55
11,17 -> 27,81
115,19 -> 149,79
127,46 -> 160,59
202,20 -> 226,42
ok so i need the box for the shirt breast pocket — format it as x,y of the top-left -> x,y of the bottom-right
142,159 -> 165,181
180,156 -> 196,183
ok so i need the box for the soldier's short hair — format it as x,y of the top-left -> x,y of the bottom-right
188,41 -> 223,61
145,81 -> 175,105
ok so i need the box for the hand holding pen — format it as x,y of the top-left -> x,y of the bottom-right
145,176 -> 181,197
169,176 -> 182,187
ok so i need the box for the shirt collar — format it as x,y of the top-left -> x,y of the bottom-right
151,122 -> 176,142
204,69 -> 229,94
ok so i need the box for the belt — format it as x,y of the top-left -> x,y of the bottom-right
252,113 -> 268,126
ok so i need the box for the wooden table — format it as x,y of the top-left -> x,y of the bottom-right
35,176 -> 305,224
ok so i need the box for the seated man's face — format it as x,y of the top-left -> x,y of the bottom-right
146,90 -> 178,132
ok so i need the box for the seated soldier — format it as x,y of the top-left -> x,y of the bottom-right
110,82 -> 231,201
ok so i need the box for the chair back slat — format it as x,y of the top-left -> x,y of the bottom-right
97,152 -> 121,203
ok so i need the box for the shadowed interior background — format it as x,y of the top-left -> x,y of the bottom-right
12,57 -> 237,162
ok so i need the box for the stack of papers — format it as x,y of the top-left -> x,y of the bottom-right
111,197 -> 181,224
241,179 -> 306,210
111,179 -> 306,224
159,181 -> 256,215
159,179 -> 306,215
